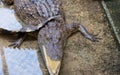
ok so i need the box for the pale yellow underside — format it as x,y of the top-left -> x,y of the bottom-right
42,46 -> 61,75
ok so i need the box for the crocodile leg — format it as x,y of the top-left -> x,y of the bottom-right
66,23 -> 100,42
9,32 -> 26,48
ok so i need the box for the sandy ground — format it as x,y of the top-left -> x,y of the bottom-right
0,0 -> 120,75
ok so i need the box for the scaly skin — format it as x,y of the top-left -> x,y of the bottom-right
1,0 -> 99,75
14,0 -> 65,26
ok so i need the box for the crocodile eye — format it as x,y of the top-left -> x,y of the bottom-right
1,0 -> 14,5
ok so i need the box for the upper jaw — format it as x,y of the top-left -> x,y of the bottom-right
42,46 -> 62,75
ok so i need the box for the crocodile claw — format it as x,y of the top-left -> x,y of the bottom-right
8,39 -> 22,48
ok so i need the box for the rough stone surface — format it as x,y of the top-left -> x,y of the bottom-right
4,47 -> 43,75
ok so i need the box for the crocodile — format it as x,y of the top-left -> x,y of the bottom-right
1,0 -> 99,75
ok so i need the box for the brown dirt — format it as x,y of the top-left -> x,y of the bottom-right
0,0 -> 120,75
59,0 -> 120,75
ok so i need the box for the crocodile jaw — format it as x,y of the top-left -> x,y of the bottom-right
42,46 -> 61,75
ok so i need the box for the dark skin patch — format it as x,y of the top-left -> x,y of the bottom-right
1,30 -> 13,35
1,0 -> 14,5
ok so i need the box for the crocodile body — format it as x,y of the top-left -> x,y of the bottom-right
2,0 -> 66,60
14,0 -> 65,26
14,0 -> 66,61
1,0 -> 98,75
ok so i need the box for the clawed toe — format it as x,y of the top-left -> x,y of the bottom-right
89,34 -> 101,42
9,40 -> 21,48
8,38 -> 23,48
8,33 -> 26,48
